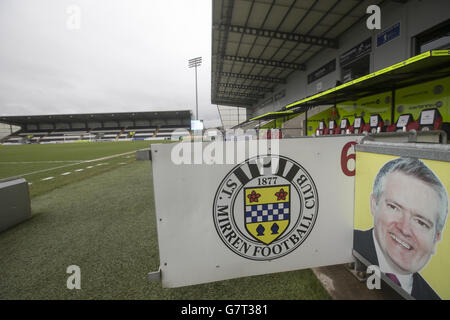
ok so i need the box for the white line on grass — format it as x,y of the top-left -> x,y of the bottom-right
83,151 -> 135,163
75,169 -> 84,172
41,177 -> 54,181
3,150 -> 137,181
61,172 -> 72,176
0,160 -> 83,164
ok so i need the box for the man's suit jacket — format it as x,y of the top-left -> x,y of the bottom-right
354,229 -> 440,300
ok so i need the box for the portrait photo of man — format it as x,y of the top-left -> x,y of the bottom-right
354,157 -> 449,300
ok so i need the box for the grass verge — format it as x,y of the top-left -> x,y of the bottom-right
0,161 -> 330,299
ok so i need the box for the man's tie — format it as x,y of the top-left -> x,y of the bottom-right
386,273 -> 402,287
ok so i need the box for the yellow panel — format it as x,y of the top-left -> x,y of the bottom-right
337,91 -> 392,125
306,107 -> 338,136
395,76 -> 450,122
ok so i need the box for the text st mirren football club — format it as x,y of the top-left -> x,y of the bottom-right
213,155 -> 319,261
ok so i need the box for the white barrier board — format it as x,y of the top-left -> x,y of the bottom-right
151,136 -> 361,287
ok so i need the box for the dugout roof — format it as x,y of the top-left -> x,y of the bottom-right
249,110 -> 294,121
283,50 -> 450,109
212,0 -> 386,108
0,110 -> 192,127
249,50 -> 450,120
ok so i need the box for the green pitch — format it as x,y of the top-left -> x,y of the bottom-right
0,141 -> 154,197
0,140 -> 151,162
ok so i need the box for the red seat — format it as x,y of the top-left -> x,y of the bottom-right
385,123 -> 396,132
352,117 -> 364,134
267,129 -> 282,139
369,114 -> 385,133
316,121 -> 327,136
433,117 -> 443,130
339,118 -> 350,134
394,113 -> 414,132
406,120 -> 419,131
361,123 -> 371,133
348,125 -> 355,134
328,120 -> 337,135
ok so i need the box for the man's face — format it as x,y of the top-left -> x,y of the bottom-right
371,171 -> 441,274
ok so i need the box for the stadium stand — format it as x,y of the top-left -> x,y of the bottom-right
0,111 -> 192,144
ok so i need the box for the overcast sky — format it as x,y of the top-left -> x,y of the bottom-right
0,0 -> 222,128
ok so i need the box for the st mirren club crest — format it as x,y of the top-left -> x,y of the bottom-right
213,155 -> 319,261
244,185 -> 291,245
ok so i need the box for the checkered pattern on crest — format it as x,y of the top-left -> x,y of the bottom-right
245,203 -> 290,223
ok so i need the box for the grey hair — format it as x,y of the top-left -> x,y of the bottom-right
372,157 -> 448,234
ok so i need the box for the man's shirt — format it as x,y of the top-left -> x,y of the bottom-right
372,230 -> 414,294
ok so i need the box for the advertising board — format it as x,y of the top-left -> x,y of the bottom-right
337,91 -> 392,127
354,142 -> 450,299
151,137 -> 361,287
395,76 -> 450,122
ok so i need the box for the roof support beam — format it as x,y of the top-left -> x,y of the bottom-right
218,83 -> 273,93
213,98 -> 256,107
222,55 -> 305,70
214,24 -> 338,49
219,71 -> 285,84
217,91 -> 265,99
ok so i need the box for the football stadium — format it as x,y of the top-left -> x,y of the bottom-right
1,0 -> 450,305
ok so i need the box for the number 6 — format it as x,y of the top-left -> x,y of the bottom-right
341,141 -> 357,176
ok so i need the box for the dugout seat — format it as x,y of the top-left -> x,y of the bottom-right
419,108 -> 443,131
325,120 -> 337,135
407,119 -> 420,131
369,114 -> 385,133
352,117 -> 364,134
393,114 -> 415,132
266,129 -> 282,139
339,118 -> 350,134
316,121 -> 327,136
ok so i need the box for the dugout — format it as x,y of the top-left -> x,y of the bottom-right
245,51 -> 450,143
